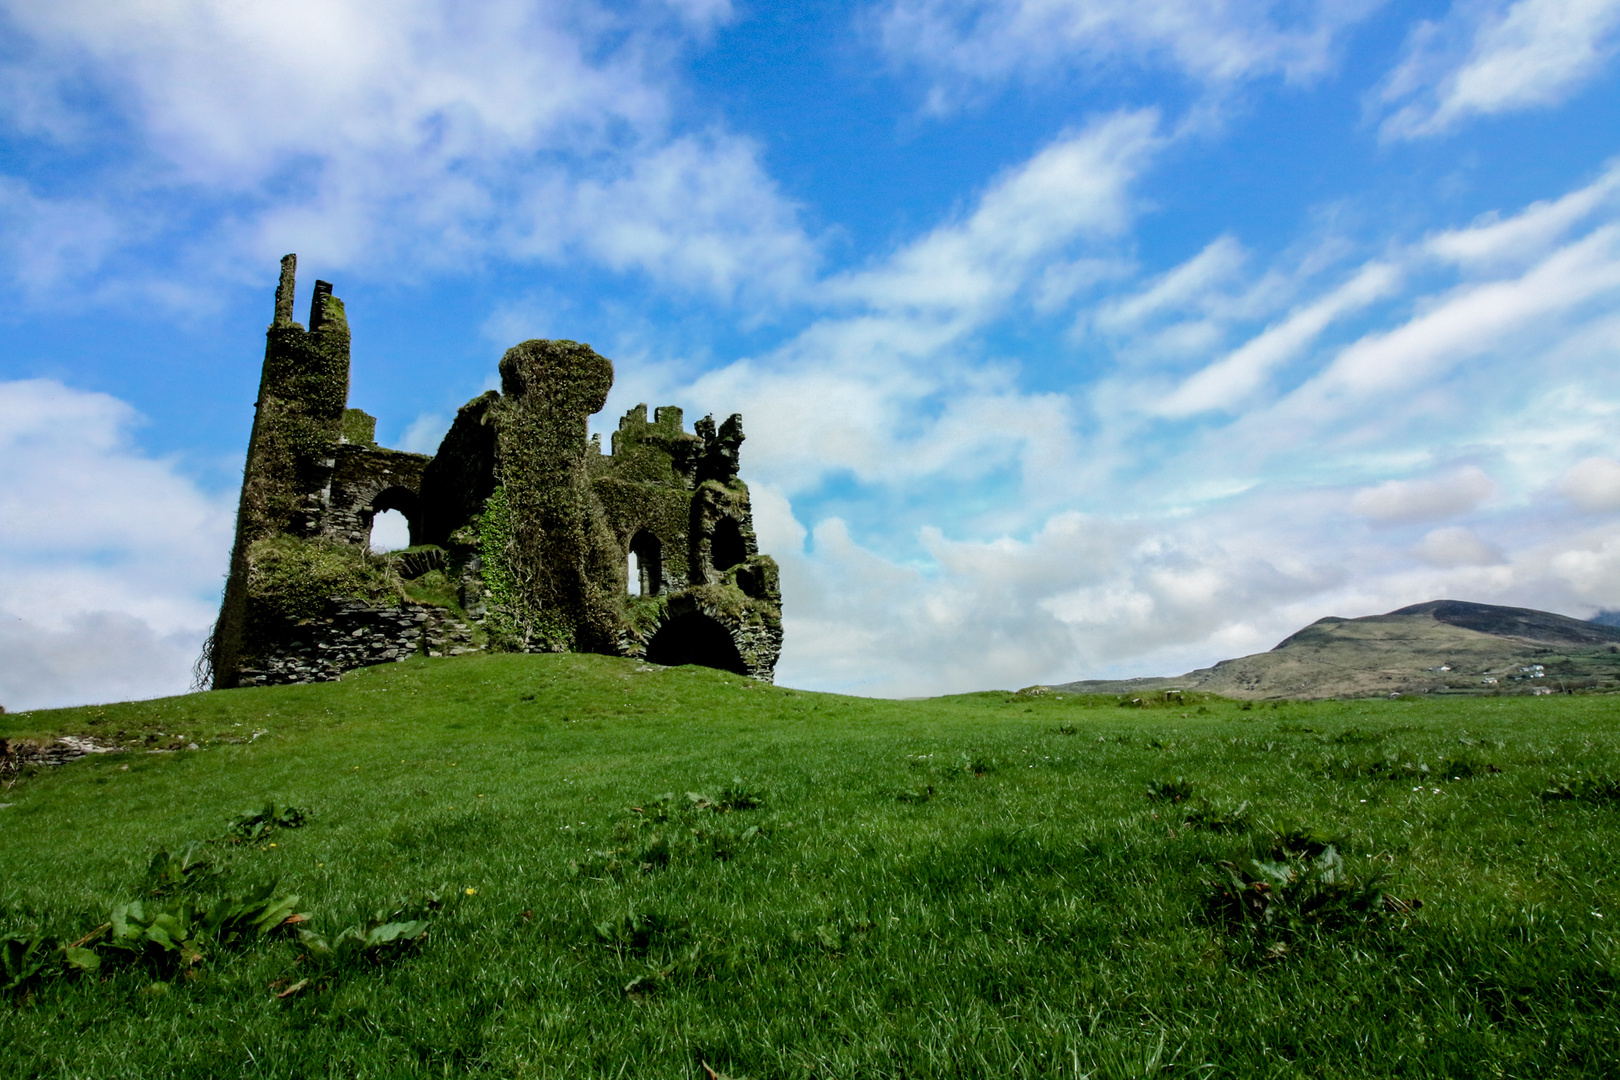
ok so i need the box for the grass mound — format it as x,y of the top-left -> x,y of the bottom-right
2,655 -> 1618,1077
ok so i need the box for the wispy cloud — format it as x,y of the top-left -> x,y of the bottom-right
0,178 -> 124,300
1154,261 -> 1401,416
713,146 -> 1620,695
872,0 -> 1380,111
1378,0 -> 1620,139
670,110 -> 1162,492
0,0 -> 813,303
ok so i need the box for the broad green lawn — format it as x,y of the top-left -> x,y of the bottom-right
2,652 -> 1618,1078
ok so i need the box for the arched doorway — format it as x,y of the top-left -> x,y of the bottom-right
628,530 -> 662,596
367,486 -> 420,552
644,613 -> 747,674
369,509 -> 411,552
711,516 -> 745,572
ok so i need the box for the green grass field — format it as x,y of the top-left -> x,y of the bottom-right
2,652 -> 1619,1078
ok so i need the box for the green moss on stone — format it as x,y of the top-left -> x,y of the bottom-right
341,408 -> 378,447
243,535 -> 402,627
491,340 -> 621,653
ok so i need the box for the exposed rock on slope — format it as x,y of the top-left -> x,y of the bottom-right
1055,600 -> 1620,700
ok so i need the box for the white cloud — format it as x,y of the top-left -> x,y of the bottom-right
768,477 -> 1620,696
665,119 -> 1620,696
874,0 -> 1379,110
0,612 -> 204,714
1414,525 -> 1504,566
1560,455 -> 1620,509
1426,161 -> 1620,270
668,112 -> 1158,494
0,178 -> 124,299
1350,466 -> 1497,522
1092,235 -> 1249,336
1155,260 -> 1400,416
514,133 -> 818,303
829,111 -> 1160,317
0,379 -> 232,710
0,0 -> 812,301
1291,221 -> 1620,405
1125,166 -> 1620,496
397,412 -> 453,455
1379,0 -> 1620,139
1549,531 -> 1620,599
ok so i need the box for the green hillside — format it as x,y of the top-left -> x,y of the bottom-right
3,653 -> 1620,1077
1058,600 -> 1620,700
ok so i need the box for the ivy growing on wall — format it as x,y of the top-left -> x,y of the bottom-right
476,487 -> 515,613
492,340 -> 619,654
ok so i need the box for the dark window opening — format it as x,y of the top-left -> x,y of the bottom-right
645,613 -> 747,675
711,516 -> 746,572
629,530 -> 662,596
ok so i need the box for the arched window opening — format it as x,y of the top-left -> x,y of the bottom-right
629,530 -> 662,597
645,613 -> 747,674
711,517 -> 746,572
369,508 -> 411,552
368,486 -> 419,551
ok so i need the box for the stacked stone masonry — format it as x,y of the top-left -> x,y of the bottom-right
234,602 -> 479,687
207,257 -> 783,690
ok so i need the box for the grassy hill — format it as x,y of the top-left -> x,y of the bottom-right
3,652 -> 1620,1077
1057,600 -> 1620,700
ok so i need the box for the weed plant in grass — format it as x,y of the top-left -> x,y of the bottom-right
2,654 -> 1619,1077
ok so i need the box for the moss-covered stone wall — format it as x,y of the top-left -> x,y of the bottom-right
210,261 -> 783,689
318,445 -> 431,548
489,340 -> 625,653
211,256 -> 354,687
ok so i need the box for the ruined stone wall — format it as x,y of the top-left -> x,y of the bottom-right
211,256 -> 354,688
316,441 -> 432,548
417,393 -> 499,549
210,259 -> 784,690
489,340 -> 625,654
234,600 -> 476,687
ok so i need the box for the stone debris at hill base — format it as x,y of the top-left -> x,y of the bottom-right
1,735 -> 128,783
1053,600 -> 1620,701
204,256 -> 782,691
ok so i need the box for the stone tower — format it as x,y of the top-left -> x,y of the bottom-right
206,257 -> 782,688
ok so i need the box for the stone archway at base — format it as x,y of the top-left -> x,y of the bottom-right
644,612 -> 748,675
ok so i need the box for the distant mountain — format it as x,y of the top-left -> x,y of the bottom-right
1053,600 -> 1620,701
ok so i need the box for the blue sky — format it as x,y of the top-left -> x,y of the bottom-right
3,0 -> 1620,708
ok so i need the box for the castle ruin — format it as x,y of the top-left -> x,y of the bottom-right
205,255 -> 782,688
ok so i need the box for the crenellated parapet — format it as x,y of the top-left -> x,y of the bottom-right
205,258 -> 782,689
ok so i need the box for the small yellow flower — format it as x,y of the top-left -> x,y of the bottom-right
268,843 -> 277,848
465,887 -> 477,896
